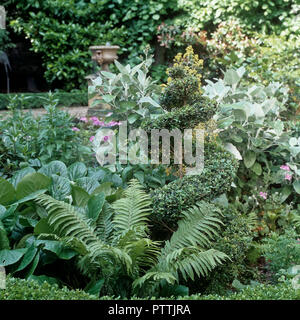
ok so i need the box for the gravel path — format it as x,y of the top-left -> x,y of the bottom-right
0,106 -> 88,118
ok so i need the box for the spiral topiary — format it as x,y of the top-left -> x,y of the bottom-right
143,46 -> 239,235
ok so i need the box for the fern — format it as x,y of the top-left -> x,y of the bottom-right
36,182 -> 228,298
36,194 -> 132,275
112,179 -> 152,234
133,201 -> 228,295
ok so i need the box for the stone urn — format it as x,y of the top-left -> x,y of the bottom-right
86,45 -> 120,116
89,45 -> 120,71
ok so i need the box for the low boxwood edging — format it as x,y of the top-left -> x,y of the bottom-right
1,277 -> 298,300
0,277 -> 97,300
0,92 -> 88,110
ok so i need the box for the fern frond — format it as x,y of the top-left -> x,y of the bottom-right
35,194 -> 133,275
133,271 -> 177,289
161,201 -> 223,258
165,247 -> 228,281
112,179 -> 152,234
95,202 -> 114,243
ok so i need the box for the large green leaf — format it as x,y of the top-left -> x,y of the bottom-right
224,69 -> 241,85
25,252 -> 40,278
0,224 -> 10,250
68,162 -> 87,181
71,185 -> 90,207
50,174 -> 71,200
16,173 -> 51,200
0,248 -> 27,266
36,240 -> 77,260
92,182 -> 113,196
87,193 -> 105,222
0,203 -> 18,221
14,244 -> 38,273
34,218 -> 52,235
76,177 -> 100,194
0,178 -> 16,205
244,151 -> 256,169
85,279 -> 104,296
15,189 -> 47,205
38,161 -> 68,178
293,180 -> 300,194
10,167 -> 36,188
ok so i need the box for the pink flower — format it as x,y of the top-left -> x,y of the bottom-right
89,136 -> 95,142
280,164 -> 290,171
103,136 -> 109,142
80,117 -> 88,123
259,192 -> 267,200
90,116 -> 99,122
71,127 -> 80,131
93,119 -> 103,126
285,173 -> 292,181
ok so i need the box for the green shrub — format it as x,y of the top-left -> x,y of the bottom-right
141,97 -> 217,131
261,229 -> 300,279
0,92 -> 88,110
100,283 -> 299,300
177,0 -> 299,36
0,276 -> 97,300
6,0 -> 178,90
150,142 -> 239,231
183,282 -> 299,300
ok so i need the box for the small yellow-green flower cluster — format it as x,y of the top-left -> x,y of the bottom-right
193,119 -> 219,142
166,46 -> 203,91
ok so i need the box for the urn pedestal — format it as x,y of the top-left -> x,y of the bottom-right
87,45 -> 119,117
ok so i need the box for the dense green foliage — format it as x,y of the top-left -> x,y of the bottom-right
151,142 -> 238,230
0,276 -> 97,300
197,207 -> 256,295
5,0 -> 178,90
141,97 -> 217,131
1,277 -> 298,300
177,0 -> 299,36
0,92 -> 87,110
1,1 -> 299,300
0,96 -> 92,175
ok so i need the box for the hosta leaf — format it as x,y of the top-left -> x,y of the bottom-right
0,178 -> 15,205
71,185 -> 90,207
50,174 -> 71,200
87,193 -> 105,222
10,167 -> 36,188
38,161 -> 68,178
14,244 -> 38,272
16,173 -> 51,200
76,177 -> 100,194
0,248 -> 27,267
68,162 -> 87,181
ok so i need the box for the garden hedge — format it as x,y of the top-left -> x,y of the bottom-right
0,277 -> 97,300
0,92 -> 88,110
150,141 -> 239,231
1,277 -> 298,300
